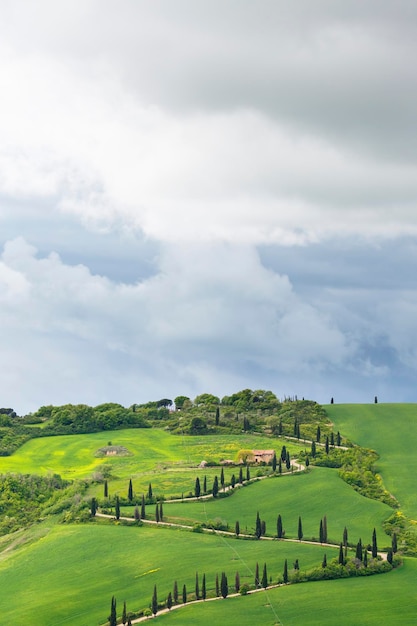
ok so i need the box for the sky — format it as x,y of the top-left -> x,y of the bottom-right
1,0 -> 417,414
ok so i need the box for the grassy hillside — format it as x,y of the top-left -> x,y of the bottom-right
326,403 -> 417,519
0,523 -> 338,626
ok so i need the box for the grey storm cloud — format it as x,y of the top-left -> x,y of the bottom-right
0,0 -> 416,412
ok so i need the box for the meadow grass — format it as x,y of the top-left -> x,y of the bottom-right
0,522 -> 337,626
121,466 -> 391,546
326,403 -> 417,518
155,557 -> 417,626
0,429 -> 303,482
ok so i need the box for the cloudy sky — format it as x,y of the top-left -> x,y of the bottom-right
1,0 -> 417,414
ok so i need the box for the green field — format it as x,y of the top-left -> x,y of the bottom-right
0,523 -> 337,626
1,405 -> 416,624
122,467 -> 390,546
326,403 -> 417,519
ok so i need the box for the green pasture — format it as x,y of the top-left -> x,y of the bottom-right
0,522 -> 337,626
121,466 -> 391,546
155,557 -> 417,626
326,403 -> 417,519
0,429 -> 303,483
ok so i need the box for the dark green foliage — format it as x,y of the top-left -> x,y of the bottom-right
159,501 -> 163,521
174,396 -> 190,410
189,417 -> 207,435
235,520 -> 240,536
272,452 -> 277,471
91,497 -> 97,517
152,585 -> 158,615
202,574 -> 206,600
387,548 -> 393,564
220,571 -> 228,598
155,504 -> 159,523
235,571 -> 240,593
194,476 -> 201,498
319,519 -> 324,543
283,559 -> 288,583
338,542 -> 345,565
195,572 -> 199,599
128,479 -> 133,502
298,516 -> 303,541
212,476 -> 219,497
325,435 -> 329,454
134,505 -> 140,521
220,467 -> 225,490
255,512 -> 261,539
141,494 -> 146,519
238,467 -> 243,483
167,592 -> 173,610
277,514 -> 283,538
280,445 -> 287,462
286,451 -> 291,470
122,600 -> 127,625
173,581 -> 178,604
372,528 -> 378,558
215,574 -> 219,596
215,407 -> 220,426
305,456 -> 310,467
203,475 -> 207,493
115,496 -> 120,520
255,562 -> 260,587
323,515 -> 328,542
261,520 -> 266,536
364,549 -> 368,567
343,526 -> 348,548
316,425 -> 321,442
231,474 -> 235,488
392,532 -> 398,553
375,396 -> 378,404
356,538 -> 363,560
330,431 -> 334,446
182,584 -> 187,604
337,431 -> 341,446
246,466 -> 250,481
109,596 -> 117,626
278,457 -> 282,474
148,483 -> 153,501
311,440 -> 316,457
294,559 -> 299,570
322,553 -> 327,568
104,479 -> 108,498
261,563 -> 268,588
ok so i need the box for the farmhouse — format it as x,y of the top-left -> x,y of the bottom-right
253,449 -> 275,464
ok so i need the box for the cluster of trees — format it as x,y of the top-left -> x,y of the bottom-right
34,403 -> 150,434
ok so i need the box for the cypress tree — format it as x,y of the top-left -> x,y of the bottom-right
202,574 -> 206,600
255,512 -> 262,539
159,501 -> 163,521
322,553 -> 327,568
167,592 -> 173,610
323,515 -> 328,543
330,432 -> 334,446
392,532 -> 398,553
305,456 -> 310,467
246,466 -> 250,481
220,467 -> 225,490
104,479 -> 108,498
122,601 -> 127,625
293,418 -> 298,436
239,467 -> 243,483
338,542 -> 345,565
203,475 -> 207,493
235,571 -> 240,593
272,452 -> 277,472
372,528 -> 378,558
296,424 -> 301,439
311,440 -> 316,458
220,572 -> 228,598
278,418 -> 283,434
283,559 -> 288,584
298,516 -> 303,541
343,526 -> 348,556
91,497 -> 97,517
195,477 -> 201,498
278,457 -> 282,474
128,479 -> 133,502
286,451 -> 291,470
325,435 -> 329,454
127,617 -> 132,626
319,519 -> 324,543
255,562 -> 260,587
195,572 -> 199,600
337,431 -> 341,446
141,494 -> 146,519
280,445 -> 287,462
294,559 -> 299,570
152,585 -> 159,615
148,482 -> 153,501
364,549 -> 368,567
235,520 -> 240,537
316,425 -> 321,442
215,407 -> 220,425
212,476 -> 219,498
261,563 -> 268,588
387,548 -> 393,564
155,504 -> 160,523
173,581 -> 178,604
215,574 -> 219,596
356,538 -> 363,561
375,396 -> 378,404
115,496 -> 120,520
277,514 -> 283,539
231,474 -> 236,488
330,397 -> 334,404
261,520 -> 266,536
134,505 -> 140,521
182,584 -> 187,604
109,596 -> 117,626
